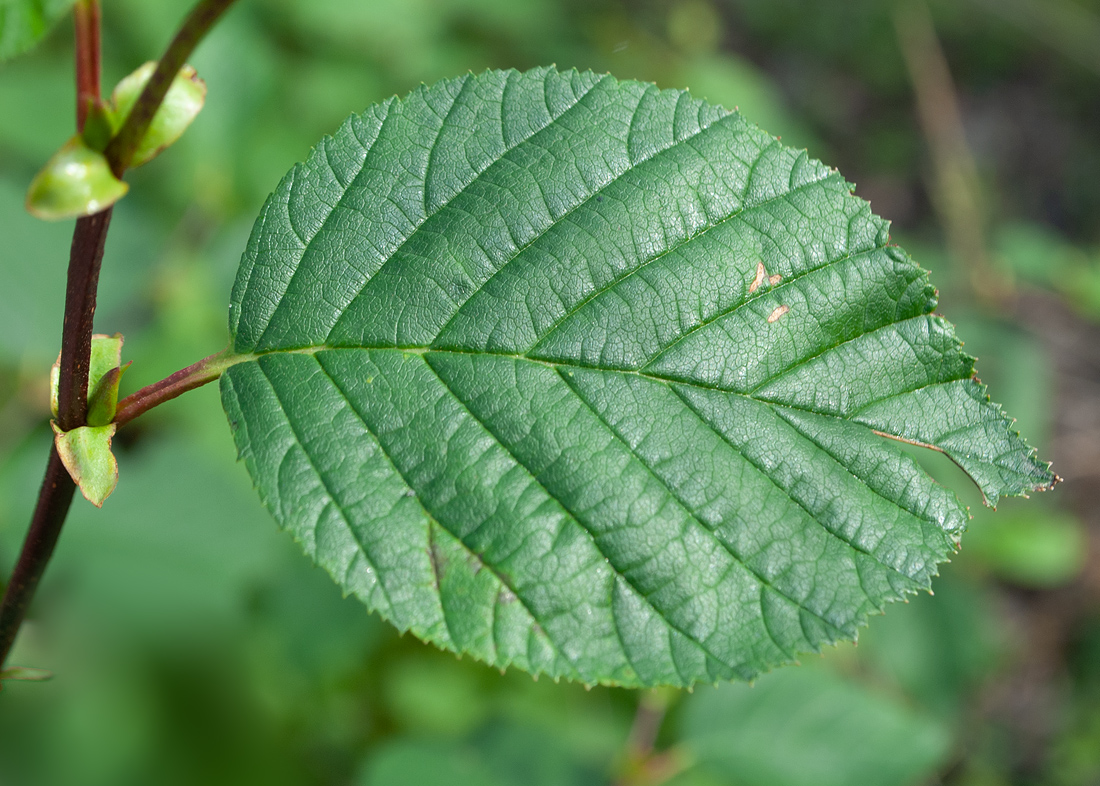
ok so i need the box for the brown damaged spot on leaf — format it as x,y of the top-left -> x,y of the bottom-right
427,531 -> 447,591
749,261 -> 766,293
749,261 -> 783,294
767,304 -> 790,323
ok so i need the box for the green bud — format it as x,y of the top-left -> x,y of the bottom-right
25,137 -> 129,220
108,61 -> 207,168
80,98 -> 115,152
50,333 -> 126,422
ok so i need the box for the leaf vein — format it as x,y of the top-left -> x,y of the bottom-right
667,383 -> 922,588
533,178 -> 861,359
770,404 -> 961,533
422,73 -> 474,216
310,353 -> 583,679
641,233 -> 882,371
319,73 -> 613,345
421,354 -> 739,673
432,104 -> 741,342
245,102 -> 393,348
558,367 -> 851,646
254,360 -> 404,628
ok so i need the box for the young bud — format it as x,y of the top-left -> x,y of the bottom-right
25,138 -> 128,220
108,61 -> 207,168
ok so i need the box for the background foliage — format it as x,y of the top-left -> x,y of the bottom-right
0,0 -> 1098,784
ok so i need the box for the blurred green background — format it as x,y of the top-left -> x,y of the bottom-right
1,0 -> 1099,784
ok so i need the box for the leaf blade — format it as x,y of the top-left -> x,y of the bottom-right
223,68 -> 1055,687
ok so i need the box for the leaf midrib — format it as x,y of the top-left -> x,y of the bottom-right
224,344 -> 955,566
222,313 -> 963,424
232,230 -> 917,400
231,344 -> 950,682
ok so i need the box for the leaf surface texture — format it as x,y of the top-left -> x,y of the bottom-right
222,69 -> 1054,687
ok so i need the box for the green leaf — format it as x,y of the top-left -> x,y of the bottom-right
680,667 -> 950,786
52,422 -> 118,507
107,61 -> 207,168
25,136 -> 128,220
0,0 -> 73,62
964,506 -> 1086,588
87,363 -> 129,426
221,68 -> 1055,687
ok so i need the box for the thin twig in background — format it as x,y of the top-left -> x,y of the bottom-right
103,0 -> 238,176
894,0 -> 1009,308
614,690 -> 690,786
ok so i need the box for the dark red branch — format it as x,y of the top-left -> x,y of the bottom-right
103,0 -> 239,176
56,209 -> 113,432
0,449 -> 76,667
73,0 -> 101,131
0,207 -> 113,670
0,0 -> 240,671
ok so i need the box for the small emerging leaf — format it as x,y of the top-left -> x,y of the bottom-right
50,333 -> 125,422
80,99 -> 114,152
87,362 -> 130,426
108,61 -> 206,168
25,137 -> 128,220
86,333 -> 126,425
52,422 -> 118,507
